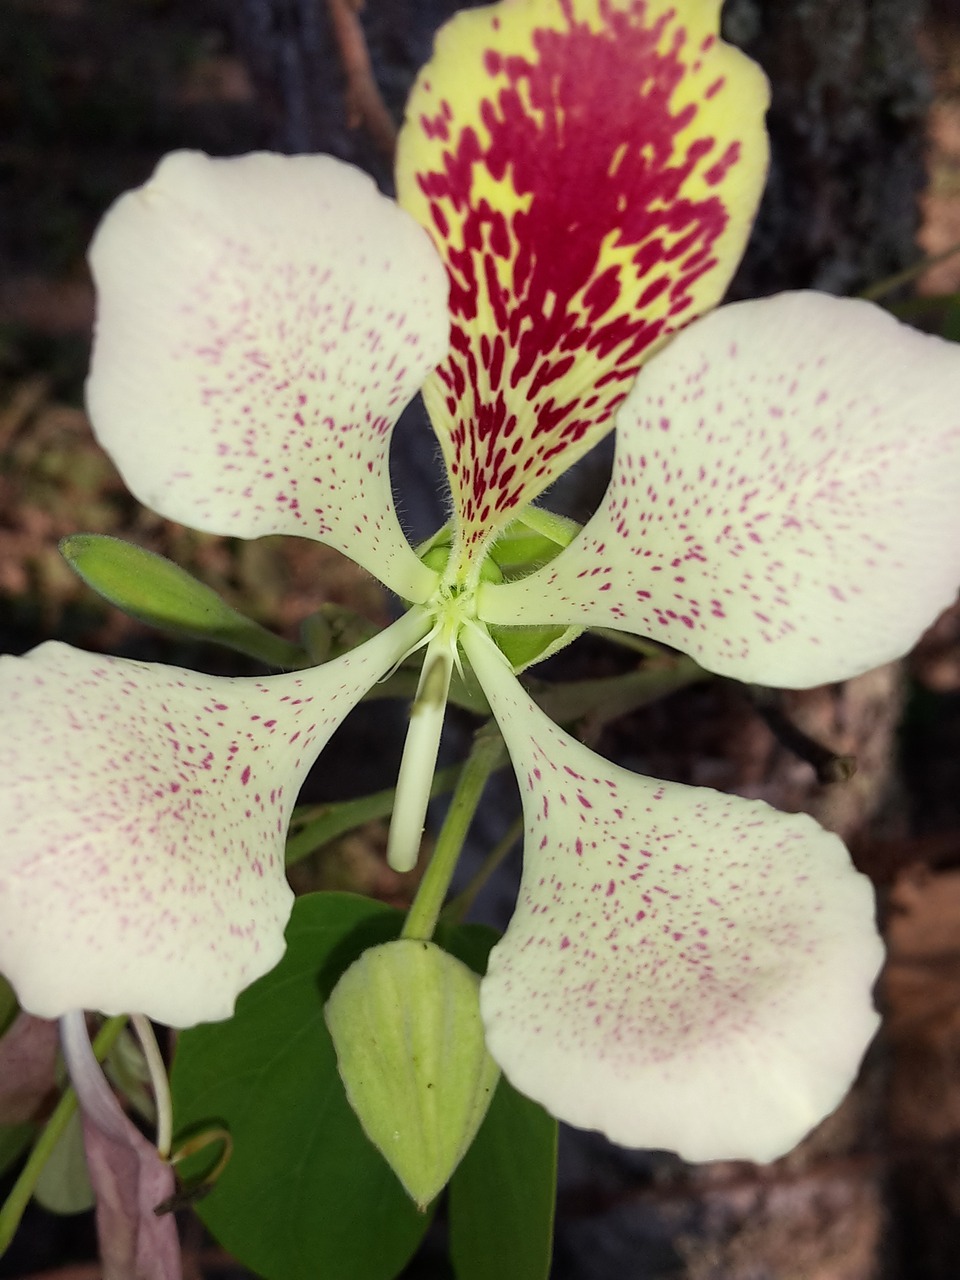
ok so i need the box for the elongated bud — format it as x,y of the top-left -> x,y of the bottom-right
60,534 -> 305,668
324,940 -> 499,1209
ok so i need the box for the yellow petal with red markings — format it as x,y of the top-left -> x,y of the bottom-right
396,0 -> 770,576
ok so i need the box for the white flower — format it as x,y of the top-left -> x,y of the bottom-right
3,0 -> 955,1163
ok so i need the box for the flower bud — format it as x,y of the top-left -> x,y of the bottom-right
324,939 -> 499,1209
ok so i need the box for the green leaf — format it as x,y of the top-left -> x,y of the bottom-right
449,1077 -> 557,1280
60,535 -> 307,669
438,923 -> 558,1280
33,1109 -> 95,1215
170,893 -> 431,1280
435,922 -> 500,977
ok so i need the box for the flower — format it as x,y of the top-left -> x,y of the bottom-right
2,0 -> 959,1163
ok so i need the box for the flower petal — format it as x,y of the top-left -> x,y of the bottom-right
396,0 -> 769,568
87,152 -> 449,602
0,610 -> 428,1026
462,624 -> 882,1163
481,292 -> 960,687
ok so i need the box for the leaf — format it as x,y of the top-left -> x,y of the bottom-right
60,535 -> 306,669
449,1079 -> 557,1280
33,1108 -> 95,1215
438,923 -> 558,1280
170,893 -> 431,1280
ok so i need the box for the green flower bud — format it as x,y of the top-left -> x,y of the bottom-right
324,939 -> 499,1210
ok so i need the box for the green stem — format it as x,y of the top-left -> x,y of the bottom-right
859,237 -> 960,302
442,814 -> 524,927
401,727 -> 507,941
530,656 -> 705,728
0,1015 -> 127,1259
285,763 -> 463,865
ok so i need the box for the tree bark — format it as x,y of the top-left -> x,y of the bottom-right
725,0 -> 931,296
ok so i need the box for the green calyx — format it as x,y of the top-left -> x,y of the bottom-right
421,541 -> 503,587
324,940 -> 500,1210
417,506 -> 583,674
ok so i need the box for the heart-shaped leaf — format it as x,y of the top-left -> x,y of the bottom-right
170,893 -> 430,1280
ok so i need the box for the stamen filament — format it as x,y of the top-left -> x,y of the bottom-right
386,628 -> 455,873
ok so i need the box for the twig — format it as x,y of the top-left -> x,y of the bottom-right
325,0 -> 397,160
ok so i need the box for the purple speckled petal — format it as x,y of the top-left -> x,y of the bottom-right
0,610 -> 428,1026
479,292 -> 960,687
87,151 -> 449,603
463,624 -> 883,1163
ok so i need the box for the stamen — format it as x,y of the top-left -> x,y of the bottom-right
378,607 -> 438,684
386,627 -> 455,873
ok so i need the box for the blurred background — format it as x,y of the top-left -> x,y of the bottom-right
4,0 -> 960,1276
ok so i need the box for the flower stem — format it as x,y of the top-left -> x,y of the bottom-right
0,1015 -> 126,1260
441,813 -> 524,927
402,725 -> 507,941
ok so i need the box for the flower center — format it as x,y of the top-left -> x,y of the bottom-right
386,573 -> 485,874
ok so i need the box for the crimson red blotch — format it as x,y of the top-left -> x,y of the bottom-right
413,0 -> 742,547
